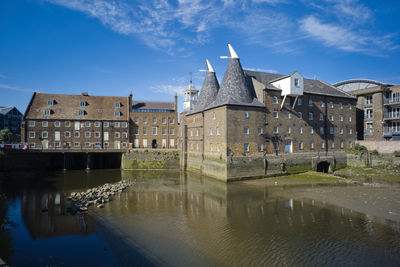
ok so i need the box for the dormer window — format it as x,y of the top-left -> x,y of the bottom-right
47,99 -> 55,106
78,110 -> 85,116
44,109 -> 51,116
80,101 -> 87,107
115,102 -> 121,108
114,111 -> 121,117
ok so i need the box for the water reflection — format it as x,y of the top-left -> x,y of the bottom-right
91,170 -> 400,266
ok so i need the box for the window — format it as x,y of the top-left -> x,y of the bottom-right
143,127 -> 147,135
258,127 -> 263,135
42,131 -> 48,138
29,121 -> 35,127
143,117 -> 147,124
74,131 -> 80,138
85,142 -> 91,148
169,118 -> 174,124
340,128 -> 344,134
340,141 -> 344,149
65,121 -> 71,127
298,112 -> 302,119
85,131 -> 91,138
162,127 -> 166,135
297,98 -> 302,106
217,143 -> 220,152
29,131 -> 35,138
65,131 -> 71,138
190,130 -> 193,136
244,127 -> 249,135
298,142 -> 304,150
152,127 -> 157,135
309,127 -> 314,134
162,117 -> 166,124
320,101 -> 324,107
244,111 -> 249,118
55,121 -> 61,127
294,78 -> 299,87
308,112 -> 313,120
115,122 -> 120,128
274,126 -> 279,134
329,102 -> 333,108
349,128 -> 352,135
244,143 -> 249,152
42,121 -> 48,127
339,103 -> 343,109
348,104 -> 352,110
104,142 -> 109,148
95,121 -> 100,127
152,117 -> 157,124
329,114 -> 334,121
365,95 -> 373,105
310,142 -> 314,149
29,143 -> 35,148
331,142 -> 335,149
74,142 -> 80,148
299,127 -> 303,134
134,117 -> 139,124
339,114 -> 344,121
320,127 -> 324,134
85,121 -> 90,127
273,110 -> 278,119
321,142 -> 325,149
319,113 -> 324,121
115,132 -> 120,138
273,96 -> 278,104
170,128 -> 175,135
44,109 -> 51,116
196,143 -> 199,151
196,129 -> 199,136
365,109 -> 373,119
94,132 -> 100,138
258,144 -> 263,152
104,122 -> 109,127
330,127 -> 334,134
309,99 -> 313,106
80,101 -> 86,107
115,102 -> 121,108
213,112 -> 216,120
348,116 -> 351,122
286,126 -> 291,134
349,141 -> 353,148
210,143 -> 213,152
209,128 -> 213,136
114,111 -> 121,117
47,99 -> 54,106
133,127 -> 139,135
287,112 -> 291,119
78,110 -> 85,116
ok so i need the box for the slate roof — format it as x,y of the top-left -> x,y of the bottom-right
244,70 -> 356,99
0,106 -> 15,115
191,71 -> 220,113
24,92 -> 131,120
132,101 -> 175,111
207,58 -> 265,109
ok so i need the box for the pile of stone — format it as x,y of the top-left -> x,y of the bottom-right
68,180 -> 134,211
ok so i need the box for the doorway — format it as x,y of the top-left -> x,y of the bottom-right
152,139 -> 157,148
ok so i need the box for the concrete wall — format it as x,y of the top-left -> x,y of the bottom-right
347,152 -> 400,168
121,149 -> 180,169
356,140 -> 400,153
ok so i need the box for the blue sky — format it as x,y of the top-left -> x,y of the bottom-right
1,0 -> 400,114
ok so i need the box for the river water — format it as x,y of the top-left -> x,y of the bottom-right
1,169 -> 400,266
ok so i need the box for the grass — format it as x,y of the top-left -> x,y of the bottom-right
334,166 -> 400,184
284,171 -> 340,181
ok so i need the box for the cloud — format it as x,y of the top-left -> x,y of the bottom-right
151,84 -> 186,96
252,0 -> 286,4
0,74 -> 6,79
299,16 -> 398,54
0,83 -> 34,93
245,68 -> 278,74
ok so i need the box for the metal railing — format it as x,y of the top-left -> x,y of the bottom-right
384,97 -> 400,105
383,127 -> 400,135
384,112 -> 400,119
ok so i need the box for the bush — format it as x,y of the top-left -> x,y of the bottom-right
394,150 -> 400,157
371,149 -> 379,155
346,144 -> 367,154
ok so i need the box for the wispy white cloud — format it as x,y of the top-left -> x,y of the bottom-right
245,67 -> 278,74
0,83 -> 34,93
0,74 -> 6,79
252,0 -> 287,4
151,84 -> 186,96
299,16 -> 398,54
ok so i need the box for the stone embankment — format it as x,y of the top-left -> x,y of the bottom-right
68,180 -> 133,211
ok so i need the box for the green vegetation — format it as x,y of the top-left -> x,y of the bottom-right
346,143 -> 367,154
371,149 -> 379,155
285,171 -> 340,182
335,166 -> 400,184
394,150 -> 400,157
286,165 -> 312,174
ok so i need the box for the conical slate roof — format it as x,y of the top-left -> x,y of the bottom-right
208,46 -> 264,109
191,60 -> 220,113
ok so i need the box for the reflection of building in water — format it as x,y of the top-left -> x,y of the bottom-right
21,189 -> 95,240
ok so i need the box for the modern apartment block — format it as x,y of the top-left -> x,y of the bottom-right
334,80 -> 400,141
130,96 -> 178,149
21,92 -> 131,149
0,106 -> 22,134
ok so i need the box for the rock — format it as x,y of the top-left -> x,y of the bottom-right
97,204 -> 104,208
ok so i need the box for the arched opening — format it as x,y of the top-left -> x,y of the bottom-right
317,161 -> 330,173
151,139 -> 157,149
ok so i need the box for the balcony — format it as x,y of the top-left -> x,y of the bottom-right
383,127 -> 400,136
384,97 -> 400,105
384,112 -> 400,120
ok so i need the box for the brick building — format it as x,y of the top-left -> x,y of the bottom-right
334,80 -> 400,141
21,92 -> 131,150
0,106 -> 22,134
131,95 -> 178,149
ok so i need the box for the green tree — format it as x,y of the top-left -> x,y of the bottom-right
0,129 -> 13,144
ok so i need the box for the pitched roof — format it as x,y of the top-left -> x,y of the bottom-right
191,63 -> 220,113
132,101 -> 175,111
208,58 -> 265,109
24,93 -> 130,121
244,70 -> 356,99
0,106 -> 15,115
